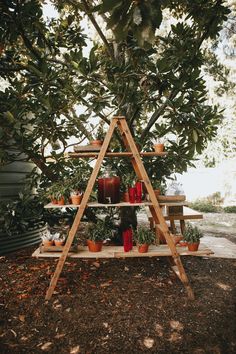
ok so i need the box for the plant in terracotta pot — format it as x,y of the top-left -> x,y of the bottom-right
134,226 -> 156,253
121,172 -> 136,202
146,180 -> 166,200
46,181 -> 68,205
90,124 -> 105,146
86,219 -> 113,252
66,173 -> 87,205
183,223 -> 203,251
53,232 -> 66,246
41,230 -> 54,246
153,138 -> 165,153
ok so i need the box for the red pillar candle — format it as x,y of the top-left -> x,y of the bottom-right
128,187 -> 136,203
122,230 -> 130,252
122,228 -> 133,252
135,181 -> 142,203
128,228 -> 133,250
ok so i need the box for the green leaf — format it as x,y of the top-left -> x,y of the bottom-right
192,129 -> 198,143
101,0 -> 123,13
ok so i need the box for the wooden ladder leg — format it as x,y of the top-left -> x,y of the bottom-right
171,254 -> 195,300
45,118 -> 118,300
117,117 -> 195,300
45,207 -> 85,300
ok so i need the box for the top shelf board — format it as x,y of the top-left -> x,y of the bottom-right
66,152 -> 168,158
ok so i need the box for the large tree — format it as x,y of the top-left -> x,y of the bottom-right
0,0 -> 231,189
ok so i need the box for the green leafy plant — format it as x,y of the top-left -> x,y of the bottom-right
134,226 -> 156,245
223,206 -> 236,213
45,181 -> 68,201
0,194 -> 45,236
120,171 -> 136,192
183,223 -> 203,244
151,180 -> 166,194
95,125 -> 105,141
87,219 -> 113,242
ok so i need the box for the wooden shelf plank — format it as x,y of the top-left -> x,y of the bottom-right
44,201 -> 188,209
66,152 -> 168,158
32,244 -> 213,259
146,206 -> 203,221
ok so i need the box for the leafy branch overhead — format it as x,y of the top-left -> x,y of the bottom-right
0,0 -> 232,188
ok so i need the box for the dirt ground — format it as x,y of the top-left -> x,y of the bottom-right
0,245 -> 235,354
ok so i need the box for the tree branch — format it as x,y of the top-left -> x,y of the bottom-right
80,0 -> 115,60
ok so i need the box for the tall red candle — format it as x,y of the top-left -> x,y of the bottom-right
135,181 -> 142,203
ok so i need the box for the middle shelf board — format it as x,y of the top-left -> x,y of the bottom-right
32,244 -> 213,259
66,152 -> 168,158
44,201 -> 188,209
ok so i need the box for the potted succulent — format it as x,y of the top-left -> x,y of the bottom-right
41,230 -> 54,246
86,219 -> 113,252
153,138 -> 165,153
53,233 -> 66,246
134,226 -> 156,253
90,125 -> 105,146
183,223 -> 203,251
66,173 -> 86,205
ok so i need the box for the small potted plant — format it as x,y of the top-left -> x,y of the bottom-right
86,219 -> 113,252
66,174 -> 86,205
53,233 -> 66,247
46,181 -> 68,205
183,223 -> 203,251
121,172 -> 136,202
134,226 -> 156,253
90,125 -> 105,146
153,138 -> 165,153
41,230 -> 54,246
70,190 -> 83,205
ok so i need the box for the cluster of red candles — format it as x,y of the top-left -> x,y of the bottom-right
122,228 -> 133,252
128,181 -> 143,203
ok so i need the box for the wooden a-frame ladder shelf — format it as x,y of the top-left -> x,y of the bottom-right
36,116 -> 211,301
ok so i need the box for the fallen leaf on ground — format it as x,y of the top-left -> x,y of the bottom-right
41,342 -> 53,351
19,315 -> 25,322
70,345 -> 80,353
143,337 -> 154,348
100,281 -> 112,288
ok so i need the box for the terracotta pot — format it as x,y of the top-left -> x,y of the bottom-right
54,240 -> 65,247
90,140 -> 103,146
71,194 -> 83,205
43,240 -> 54,246
87,240 -> 103,252
138,244 -> 149,253
122,191 -> 129,202
154,189 -> 161,197
51,198 -> 58,205
187,242 -> 200,251
57,197 -> 65,205
154,143 -> 164,153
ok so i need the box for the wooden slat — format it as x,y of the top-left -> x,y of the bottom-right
65,152 -> 168,158
32,244 -> 213,259
44,201 -> 188,209
146,206 -> 203,221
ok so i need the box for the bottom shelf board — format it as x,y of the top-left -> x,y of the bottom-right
32,244 -> 213,259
